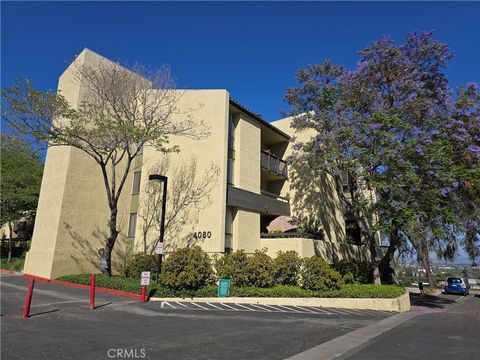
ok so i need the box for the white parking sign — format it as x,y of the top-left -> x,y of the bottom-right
141,271 -> 151,286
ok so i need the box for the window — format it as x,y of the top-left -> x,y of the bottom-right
228,113 -> 236,150
227,158 -> 234,185
132,171 -> 141,194
345,217 -> 361,245
128,213 -> 137,237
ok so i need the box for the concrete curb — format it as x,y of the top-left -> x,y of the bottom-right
151,290 -> 410,313
21,273 -> 142,300
0,269 -> 22,275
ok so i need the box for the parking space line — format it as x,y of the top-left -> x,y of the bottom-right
294,306 -> 333,315
174,302 -> 190,308
326,308 -> 351,315
276,304 -> 300,312
205,302 -> 225,310
235,303 -> 259,311
248,304 -> 274,312
190,302 -> 209,310
162,301 -> 176,309
260,304 -> 288,312
342,308 -> 366,316
220,303 -> 240,311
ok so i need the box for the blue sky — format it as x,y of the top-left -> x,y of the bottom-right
2,1 -> 479,121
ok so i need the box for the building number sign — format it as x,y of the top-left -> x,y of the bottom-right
193,231 -> 212,239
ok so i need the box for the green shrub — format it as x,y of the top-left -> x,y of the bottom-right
0,258 -> 24,271
160,246 -> 213,290
301,256 -> 344,291
342,272 -> 356,284
214,250 -> 249,287
245,249 -> 275,288
121,253 -> 158,279
274,250 -> 301,286
333,259 -> 373,284
298,218 -> 325,240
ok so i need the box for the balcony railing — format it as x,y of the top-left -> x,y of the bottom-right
261,151 -> 288,178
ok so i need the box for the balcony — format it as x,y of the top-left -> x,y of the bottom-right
261,151 -> 288,179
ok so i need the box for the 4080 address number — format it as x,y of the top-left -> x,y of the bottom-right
193,231 -> 212,239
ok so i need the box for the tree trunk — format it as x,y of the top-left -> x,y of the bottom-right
7,222 -> 13,263
419,242 -> 434,287
379,229 -> 401,284
369,240 -> 381,284
103,207 -> 119,276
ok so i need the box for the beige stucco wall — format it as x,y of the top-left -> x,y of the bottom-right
25,49 -> 135,278
260,238 -> 369,262
134,90 -> 229,256
230,113 -> 262,253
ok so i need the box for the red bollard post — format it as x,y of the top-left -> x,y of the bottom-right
23,278 -> 35,319
141,285 -> 147,302
89,274 -> 95,310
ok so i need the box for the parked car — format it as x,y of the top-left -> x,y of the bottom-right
444,277 -> 469,296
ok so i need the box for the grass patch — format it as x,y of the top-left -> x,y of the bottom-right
0,258 -> 24,271
57,274 -> 406,299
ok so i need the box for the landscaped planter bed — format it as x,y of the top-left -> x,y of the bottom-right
57,274 -> 410,312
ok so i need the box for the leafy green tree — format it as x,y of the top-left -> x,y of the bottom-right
0,135 -> 43,261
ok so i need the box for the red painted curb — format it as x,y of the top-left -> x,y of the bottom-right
0,269 -> 20,275
22,274 -> 141,300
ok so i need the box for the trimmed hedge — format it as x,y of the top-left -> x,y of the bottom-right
245,249 -> 275,287
301,257 -> 344,291
57,274 -> 406,299
274,250 -> 302,286
214,250 -> 249,287
160,246 -> 213,290
121,253 -> 158,280
333,259 -> 373,284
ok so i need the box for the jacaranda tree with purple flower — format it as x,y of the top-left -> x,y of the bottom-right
285,32 -> 480,284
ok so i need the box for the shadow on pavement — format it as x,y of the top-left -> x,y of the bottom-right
93,302 -> 112,310
29,309 -> 60,317
409,293 -> 457,309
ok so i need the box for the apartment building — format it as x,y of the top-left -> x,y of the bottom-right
24,49 -> 368,279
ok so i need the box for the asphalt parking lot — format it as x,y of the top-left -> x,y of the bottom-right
1,273 -> 392,360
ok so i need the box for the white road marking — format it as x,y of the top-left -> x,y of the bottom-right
174,302 -> 190,308
248,304 -> 273,312
294,306 -> 333,315
260,304 -> 288,312
234,303 -> 258,311
326,308 -> 351,315
205,302 -> 224,310
276,304 -> 300,312
220,303 -> 240,311
162,301 -> 176,309
190,302 -> 209,310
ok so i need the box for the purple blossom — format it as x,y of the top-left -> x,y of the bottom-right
452,181 -> 459,188
415,145 -> 425,156
367,123 -> 382,130
452,134 -> 465,142
440,188 -> 449,197
467,145 -> 480,158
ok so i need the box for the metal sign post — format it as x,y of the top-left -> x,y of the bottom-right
141,271 -> 151,303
